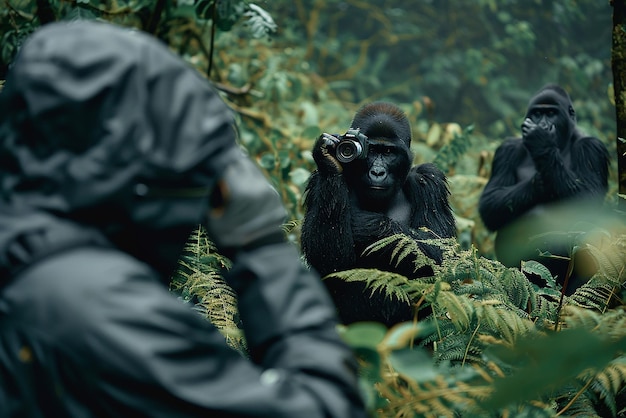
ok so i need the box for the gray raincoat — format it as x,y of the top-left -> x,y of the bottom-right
0,21 -> 366,418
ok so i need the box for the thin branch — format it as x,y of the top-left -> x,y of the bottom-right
555,377 -> 594,416
207,1 -> 217,76
146,0 -> 166,35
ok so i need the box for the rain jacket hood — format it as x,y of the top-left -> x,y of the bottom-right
0,21 -> 238,280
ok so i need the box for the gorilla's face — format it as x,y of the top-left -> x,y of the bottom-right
340,101 -> 414,212
527,104 -> 559,129
525,87 -> 576,145
344,138 -> 411,209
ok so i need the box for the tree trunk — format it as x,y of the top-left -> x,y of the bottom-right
612,0 -> 626,208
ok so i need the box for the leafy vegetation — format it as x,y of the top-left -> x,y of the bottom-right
338,227 -> 626,416
169,227 -> 247,354
2,1 -> 625,416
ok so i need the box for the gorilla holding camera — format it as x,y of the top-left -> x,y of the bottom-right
301,102 -> 456,326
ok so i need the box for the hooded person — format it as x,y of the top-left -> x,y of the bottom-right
0,20 -> 367,417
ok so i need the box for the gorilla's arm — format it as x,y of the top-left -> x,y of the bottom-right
478,139 -> 544,231
534,135 -> 609,201
405,163 -> 456,239
301,171 -> 356,277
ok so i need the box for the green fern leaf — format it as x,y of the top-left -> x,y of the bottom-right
327,268 -> 413,304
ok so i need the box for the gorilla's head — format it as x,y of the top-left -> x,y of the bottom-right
343,102 -> 413,211
525,84 -> 577,147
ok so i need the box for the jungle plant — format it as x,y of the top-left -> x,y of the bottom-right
170,226 -> 246,354
0,0 -> 276,79
333,222 -> 626,417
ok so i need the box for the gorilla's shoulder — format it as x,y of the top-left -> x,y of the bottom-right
493,137 -> 525,158
499,136 -> 524,149
407,163 -> 449,189
572,134 -> 605,149
410,162 -> 447,180
572,134 -> 610,160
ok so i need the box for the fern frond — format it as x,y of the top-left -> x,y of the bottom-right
200,280 -> 238,324
570,283 -> 617,312
522,259 -> 559,290
350,233 -> 626,416
377,353 -> 504,417
584,236 -> 626,286
450,279 -> 500,302
469,304 -> 536,361
243,3 -> 278,38
419,314 -> 459,346
565,357 -> 626,417
326,268 -> 413,304
555,385 -> 598,417
362,234 -> 402,255
429,287 -> 474,331
498,267 -> 536,312
559,305 -> 605,331
594,358 -> 626,398
404,277 -> 437,294
437,333 -> 482,364
563,306 -> 626,343
529,295 -> 559,323
171,226 -> 244,352
362,233 -> 436,273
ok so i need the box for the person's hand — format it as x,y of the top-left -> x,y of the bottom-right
521,117 -> 557,157
206,153 -> 286,253
312,133 -> 343,176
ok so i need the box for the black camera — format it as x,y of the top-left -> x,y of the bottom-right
335,128 -> 369,163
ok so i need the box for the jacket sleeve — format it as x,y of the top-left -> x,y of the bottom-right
199,149 -> 369,417
226,242 -> 368,418
34,246 -> 367,417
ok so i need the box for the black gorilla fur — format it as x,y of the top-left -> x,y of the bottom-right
301,102 -> 456,326
479,84 -> 610,294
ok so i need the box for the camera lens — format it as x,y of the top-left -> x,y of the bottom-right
336,140 -> 363,163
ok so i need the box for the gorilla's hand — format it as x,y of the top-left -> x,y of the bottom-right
312,133 -> 343,176
351,210 -> 394,242
521,118 -> 557,157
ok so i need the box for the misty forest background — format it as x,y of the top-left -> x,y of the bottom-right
3,1 -> 626,417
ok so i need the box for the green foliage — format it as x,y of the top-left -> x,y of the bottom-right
0,0 -> 276,78
432,124 -> 475,174
170,227 -> 246,354
242,3 -> 277,39
326,269 -> 414,306
335,227 -> 626,417
362,232 -> 444,275
484,327 -> 618,410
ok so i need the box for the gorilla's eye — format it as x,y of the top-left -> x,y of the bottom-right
383,147 -> 393,155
